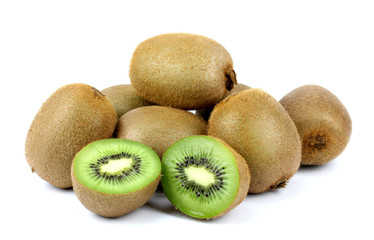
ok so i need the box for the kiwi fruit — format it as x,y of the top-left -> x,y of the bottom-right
129,33 -> 237,110
279,85 -> 352,165
116,106 -> 207,158
101,84 -> 153,118
72,138 -> 161,217
25,83 -> 117,188
196,83 -> 251,121
161,135 -> 250,219
208,89 -> 301,193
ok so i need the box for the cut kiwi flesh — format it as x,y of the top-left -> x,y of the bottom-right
161,136 -> 240,219
73,139 -> 161,194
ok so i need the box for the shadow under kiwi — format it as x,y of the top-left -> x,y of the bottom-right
246,187 -> 286,200
45,183 -> 74,193
145,191 -> 176,215
297,163 -> 333,173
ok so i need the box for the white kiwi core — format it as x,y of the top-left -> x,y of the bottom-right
100,158 -> 133,174
184,166 -> 215,187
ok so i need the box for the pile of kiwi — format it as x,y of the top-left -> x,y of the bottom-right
25,33 -> 352,220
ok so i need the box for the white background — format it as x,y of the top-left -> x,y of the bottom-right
1,1 -> 373,239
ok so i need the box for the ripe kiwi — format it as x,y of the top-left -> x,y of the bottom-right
116,106 -> 207,158
161,135 -> 250,219
208,89 -> 301,193
101,84 -> 153,118
196,83 -> 251,121
129,33 -> 237,110
25,83 -> 117,188
72,139 -> 161,217
279,85 -> 352,165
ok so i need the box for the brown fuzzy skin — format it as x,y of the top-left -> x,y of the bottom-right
208,89 -> 301,194
212,137 -> 250,219
196,83 -> 251,121
116,106 -> 207,158
25,84 -> 117,188
279,85 -> 352,165
129,33 -> 237,110
72,171 -> 160,218
101,84 -> 153,118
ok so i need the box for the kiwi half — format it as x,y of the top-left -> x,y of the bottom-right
161,135 -> 250,219
208,89 -> 301,193
101,84 -> 153,118
129,33 -> 237,110
116,106 -> 207,158
72,138 -> 161,218
279,85 -> 352,165
25,83 -> 117,188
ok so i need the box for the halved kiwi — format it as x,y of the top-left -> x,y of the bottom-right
161,135 -> 250,219
71,138 -> 161,218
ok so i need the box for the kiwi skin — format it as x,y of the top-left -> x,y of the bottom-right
25,83 -> 117,188
208,88 -> 301,194
116,106 -> 207,158
129,33 -> 237,110
279,85 -> 352,165
196,83 -> 251,121
72,172 -> 160,218
101,84 -> 153,119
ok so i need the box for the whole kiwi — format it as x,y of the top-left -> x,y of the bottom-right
116,106 -> 207,158
279,85 -> 352,165
208,89 -> 301,193
101,84 -> 153,118
196,83 -> 251,121
129,33 -> 237,110
25,83 -> 117,188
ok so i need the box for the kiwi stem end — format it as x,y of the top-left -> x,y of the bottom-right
268,179 -> 289,191
225,69 -> 237,91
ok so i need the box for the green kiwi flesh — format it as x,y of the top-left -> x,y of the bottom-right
129,33 -> 237,110
72,138 -> 161,217
208,89 -> 301,193
196,83 -> 251,121
279,85 -> 352,165
116,106 -> 207,158
25,83 -> 117,188
161,135 -> 250,219
101,84 -> 153,118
